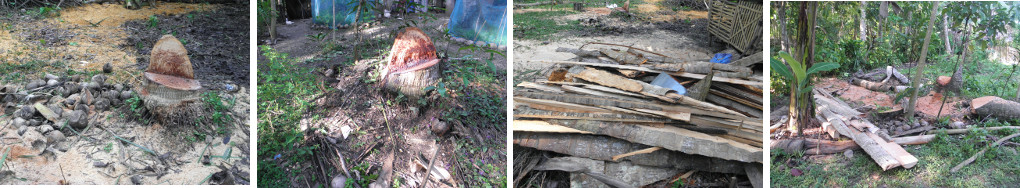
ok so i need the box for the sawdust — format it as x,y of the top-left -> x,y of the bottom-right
0,3 -> 214,83
633,0 -> 708,22
913,91 -> 968,120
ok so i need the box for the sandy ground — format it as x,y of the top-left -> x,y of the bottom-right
0,3 -> 250,185
815,78 -> 968,121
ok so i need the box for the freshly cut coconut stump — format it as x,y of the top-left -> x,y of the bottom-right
140,35 -> 203,127
380,27 -> 442,98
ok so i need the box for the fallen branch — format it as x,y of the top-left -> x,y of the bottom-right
950,132 -> 1020,172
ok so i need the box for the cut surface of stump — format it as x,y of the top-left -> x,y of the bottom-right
381,27 -> 442,98
140,34 -> 203,127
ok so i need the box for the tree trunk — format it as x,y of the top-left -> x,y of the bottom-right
948,17 -> 970,95
972,96 -> 1020,119
788,2 -> 818,135
269,0 -> 278,41
777,2 -> 793,52
905,2 -> 940,121
943,14 -> 952,55
860,1 -> 866,41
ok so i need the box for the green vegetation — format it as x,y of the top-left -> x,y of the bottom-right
257,45 -> 321,187
771,120 -> 1020,187
513,10 -> 580,40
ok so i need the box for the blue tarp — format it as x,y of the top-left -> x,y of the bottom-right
311,0 -> 376,27
448,0 -> 507,45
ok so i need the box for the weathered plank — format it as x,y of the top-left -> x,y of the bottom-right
532,60 -> 762,86
545,119 -> 763,163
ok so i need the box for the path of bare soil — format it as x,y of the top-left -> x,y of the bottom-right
261,15 -> 507,187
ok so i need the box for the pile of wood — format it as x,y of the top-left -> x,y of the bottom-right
812,88 -> 918,170
514,44 -> 763,188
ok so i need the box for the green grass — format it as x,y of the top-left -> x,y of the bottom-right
771,119 -> 1020,187
257,45 -> 321,187
513,10 -> 580,41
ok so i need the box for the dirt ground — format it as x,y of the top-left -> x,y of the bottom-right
260,14 -> 507,187
0,3 -> 250,185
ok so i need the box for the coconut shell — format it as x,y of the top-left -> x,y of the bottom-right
146,35 -> 200,90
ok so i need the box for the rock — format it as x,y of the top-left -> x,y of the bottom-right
84,82 -> 100,92
951,121 -> 966,129
92,75 -> 107,86
474,40 -> 486,46
27,79 -> 43,89
131,175 -> 143,185
48,104 -> 63,117
13,117 -> 26,128
95,98 -> 110,111
75,103 -> 89,113
921,120 -> 929,127
28,119 -> 41,127
63,82 -> 81,95
22,130 -> 46,149
114,84 -> 124,91
36,103 -> 60,122
844,149 -> 854,158
431,118 -> 449,136
71,75 -> 81,82
47,79 -> 59,87
331,175 -> 347,188
39,124 -> 53,134
45,131 -> 65,143
82,89 -> 94,105
102,90 -> 119,100
64,110 -> 88,129
65,94 -> 80,108
223,84 -> 238,92
103,63 -> 113,73
45,73 -> 59,81
16,105 -> 36,119
54,86 -> 68,98
17,126 -> 27,136
498,45 -> 507,51
488,43 -> 497,48
121,90 -> 134,100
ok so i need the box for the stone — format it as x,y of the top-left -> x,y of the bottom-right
75,103 -> 89,113
16,105 -> 36,119
121,90 -> 134,100
13,117 -> 26,128
844,149 -> 854,158
47,79 -> 59,87
114,84 -> 124,91
430,118 -> 449,136
48,104 -> 63,117
921,120 -> 929,127
64,110 -> 88,129
71,75 -> 82,82
22,130 -> 45,149
95,98 -> 110,111
45,73 -> 59,81
103,90 -> 119,100
84,82 -> 100,92
35,103 -> 60,122
17,126 -> 28,136
38,124 -> 53,134
27,79 -> 45,89
82,89 -> 94,105
28,119 -> 41,127
64,82 -> 81,95
65,94 -> 80,108
91,74 -> 107,86
103,63 -> 113,73
45,131 -> 65,143
331,175 -> 347,188
474,40 -> 486,47
55,86 -> 68,98
951,121 -> 966,129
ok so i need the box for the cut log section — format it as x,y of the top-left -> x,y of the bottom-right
971,96 -> 1020,119
853,79 -> 893,92
814,88 -> 917,170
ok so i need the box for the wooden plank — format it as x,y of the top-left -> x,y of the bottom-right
515,96 -> 614,113
517,82 -> 565,93
865,130 -> 918,168
547,119 -> 763,163
568,66 -> 643,92
512,120 -> 593,134
631,108 -> 691,121
519,91 -> 758,122
561,85 -> 635,100
532,60 -> 763,86
744,164 -> 763,188
611,147 -> 662,161
515,106 -> 672,123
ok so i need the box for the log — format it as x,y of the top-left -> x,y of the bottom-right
890,66 -> 910,84
815,91 -> 906,170
971,96 -> 1020,119
770,135 -> 935,155
730,52 -> 763,67
513,131 -> 747,174
532,60 -> 763,86
546,119 -> 763,163
853,79 -> 893,92
600,49 -> 648,65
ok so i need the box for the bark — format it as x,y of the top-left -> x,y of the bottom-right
860,1 -> 866,41
971,96 -> 1020,119
776,2 -> 793,52
943,14 -> 952,55
853,79 -> 892,92
906,2 -> 939,121
269,0 -> 278,40
789,2 -> 818,136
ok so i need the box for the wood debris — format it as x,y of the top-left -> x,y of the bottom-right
515,45 -> 763,187
813,88 -> 918,170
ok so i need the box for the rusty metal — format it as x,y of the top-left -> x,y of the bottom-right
144,35 -> 201,91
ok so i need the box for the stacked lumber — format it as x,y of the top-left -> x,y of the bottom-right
515,46 -> 763,188
813,88 -> 918,170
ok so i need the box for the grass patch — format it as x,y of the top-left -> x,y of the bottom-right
257,45 -> 320,187
513,10 -> 580,41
